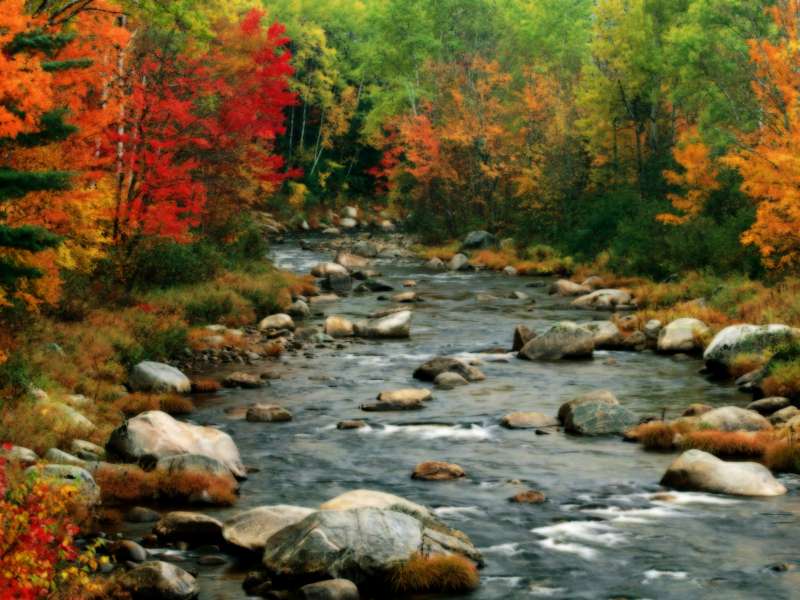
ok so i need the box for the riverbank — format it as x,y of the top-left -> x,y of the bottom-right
4,230 -> 800,599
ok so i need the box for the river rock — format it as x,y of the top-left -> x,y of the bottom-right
392,291 -> 417,303
288,299 -> 311,319
581,276 -> 604,290
155,453 -> 236,484
501,412 -> 558,429
512,325 -> 535,352
223,372 -> 264,389
223,505 -> 315,552
660,449 -> 787,497
747,397 -> 791,416
361,397 -> 424,412
119,561 -> 199,600
300,579 -> 359,600
378,389 -> 432,403
110,539 -> 148,563
70,439 -> 105,461
509,490 -> 546,504
549,279 -> 590,297
585,321 -> 623,349
518,322 -> 594,361
572,289 -> 634,310
462,230 -> 495,250
126,506 -> 161,523
704,324 -> 800,375
26,464 -> 100,505
325,316 -> 355,338
682,403 -> 713,417
557,390 -> 635,436
340,217 -> 358,229
644,319 -> 663,340
336,252 -> 369,270
107,410 -> 246,478
154,511 -> 223,545
246,404 -> 293,423
311,262 -> 349,278
44,448 -> 86,467
380,220 -> 395,232
320,489 -> 431,520
356,310 -> 411,338
0,445 -> 38,465
130,361 -> 191,394
343,206 -> 358,219
504,266 -> 518,277
259,313 -> 295,331
358,278 -> 394,292
262,508 -> 481,587
413,357 -> 472,381
449,253 -> 470,271
353,241 -> 378,257
412,461 -> 465,481
696,406 -> 771,432
426,257 -> 445,270
337,420 -> 367,430
310,293 -> 340,305
434,372 -> 469,389
770,406 -> 800,425
322,227 -> 341,236
657,318 -> 710,353
323,273 -> 353,295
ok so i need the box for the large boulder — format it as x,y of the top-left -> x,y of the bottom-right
356,310 -> 411,339
557,390 -> 635,436
413,357 -> 472,382
747,397 -> 791,416
696,406 -> 771,432
300,579 -> 359,600
461,230 -> 495,250
660,450 -> 787,497
549,279 -> 590,297
448,253 -> 470,271
107,410 -> 246,478
512,325 -> 535,352
262,508 -> 481,586
518,322 -> 594,361
703,324 -> 800,375
223,505 -> 314,552
129,361 -> 190,394
657,318 -> 710,353
119,561 -> 198,600
319,490 -> 431,520
311,262 -> 349,278
572,289 -> 634,311
155,453 -> 236,486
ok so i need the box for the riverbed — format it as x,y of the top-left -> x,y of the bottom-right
130,237 -> 800,599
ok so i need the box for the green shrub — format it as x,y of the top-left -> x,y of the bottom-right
125,238 -> 223,290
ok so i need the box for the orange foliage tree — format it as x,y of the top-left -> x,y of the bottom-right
723,0 -> 800,271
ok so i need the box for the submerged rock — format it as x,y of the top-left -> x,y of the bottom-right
130,361 -> 191,394
661,449 -> 787,497
107,410 -> 246,478
518,322 -> 594,361
246,404 -> 293,423
337,420 -> 367,430
411,461 -> 465,481
119,561 -> 199,600
557,390 -> 635,436
223,372 -> 264,389
509,490 -> 546,504
413,357 -> 472,382
223,505 -> 315,552
434,372 -> 469,389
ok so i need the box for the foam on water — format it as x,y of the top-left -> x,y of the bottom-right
368,423 -> 494,441
433,505 -> 485,520
533,521 -> 626,547
482,576 -> 523,586
529,585 -> 568,597
537,537 -> 597,560
481,542 -> 523,556
642,569 -> 688,583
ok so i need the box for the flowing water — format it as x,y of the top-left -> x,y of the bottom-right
130,238 -> 800,599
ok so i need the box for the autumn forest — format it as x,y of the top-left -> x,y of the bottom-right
4,0 -> 800,598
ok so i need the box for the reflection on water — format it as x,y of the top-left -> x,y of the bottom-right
159,238 -> 800,599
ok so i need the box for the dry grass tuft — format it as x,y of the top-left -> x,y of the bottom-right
389,553 -> 480,594
191,378 -> 222,393
729,353 -> 769,379
625,420 -> 694,451
762,362 -> 800,399
678,430 -> 772,459
93,463 -> 236,506
420,242 -> 461,261
114,392 -> 194,416
763,438 -> 800,472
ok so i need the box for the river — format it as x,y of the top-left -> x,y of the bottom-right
126,237 -> 800,599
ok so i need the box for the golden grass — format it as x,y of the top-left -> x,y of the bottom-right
468,247 -> 573,275
389,554 -> 480,594
93,463 -> 236,506
625,420 -> 696,451
729,353 -> 769,379
678,430 -> 773,459
420,241 -> 461,261
762,362 -> 800,398
191,378 -> 222,393
763,438 -> 800,472
114,392 -> 194,416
